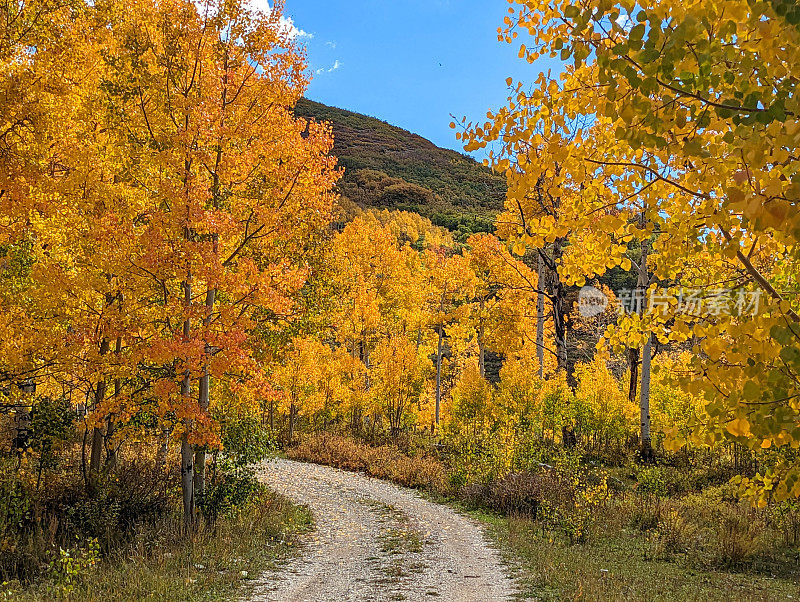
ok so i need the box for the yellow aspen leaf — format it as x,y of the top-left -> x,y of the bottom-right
726,418 -> 752,438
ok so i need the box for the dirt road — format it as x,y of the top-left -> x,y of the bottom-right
248,458 -> 514,602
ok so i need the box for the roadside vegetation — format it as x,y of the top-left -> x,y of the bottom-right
289,433 -> 800,600
0,417 -> 310,599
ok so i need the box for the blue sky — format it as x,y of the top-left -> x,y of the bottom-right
274,1 -> 559,156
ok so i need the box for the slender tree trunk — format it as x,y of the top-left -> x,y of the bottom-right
545,241 -> 576,447
89,337 -> 111,493
195,58 -> 225,507
637,213 -> 654,462
546,241 -> 570,382
269,398 -> 275,433
88,391 -> 106,489
358,338 -> 372,392
180,431 -> 194,532
640,334 -> 653,461
13,379 -> 35,452
195,287 -> 216,502
435,323 -> 443,427
105,336 -> 122,470
552,282 -> 569,379
156,428 -> 170,468
363,346 -> 370,391
536,254 -> 546,379
288,402 -> 296,445
194,366 -> 209,500
180,272 -> 195,532
478,298 -> 486,379
627,347 -> 640,408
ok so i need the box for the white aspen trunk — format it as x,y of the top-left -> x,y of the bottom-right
640,332 -> 653,457
197,62 -> 225,500
536,253 -> 546,379
637,212 -> 654,461
89,337 -> 111,492
478,336 -> 485,379
435,323 -> 443,427
13,379 -> 35,451
478,298 -> 486,379
288,400 -> 296,445
181,271 -> 195,532
156,428 -> 170,468
628,346 -> 640,408
105,335 -> 122,470
194,287 -> 215,501
180,431 -> 194,531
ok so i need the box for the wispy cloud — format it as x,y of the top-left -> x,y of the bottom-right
315,60 -> 342,75
326,41 -> 337,50
248,0 -> 313,40
279,14 -> 312,40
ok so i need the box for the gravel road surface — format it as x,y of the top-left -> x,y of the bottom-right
247,458 -> 514,602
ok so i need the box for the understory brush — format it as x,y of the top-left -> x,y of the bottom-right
287,433 -> 448,491
640,485 -> 800,571
290,432 -> 800,583
0,446 -> 308,600
0,454 -> 174,584
1,487 -> 310,601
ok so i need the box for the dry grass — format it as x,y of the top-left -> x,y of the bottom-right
481,511 -> 800,601
287,434 -> 448,493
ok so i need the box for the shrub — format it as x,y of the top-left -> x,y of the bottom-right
652,486 -> 777,570
199,464 -> 265,525
217,415 -> 274,467
635,465 -> 693,497
0,452 -> 174,583
460,470 -> 569,518
287,434 -> 448,492
47,538 -> 100,597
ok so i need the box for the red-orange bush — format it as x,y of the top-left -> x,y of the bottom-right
287,434 -> 448,492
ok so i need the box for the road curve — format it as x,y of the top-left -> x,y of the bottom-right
247,458 -> 514,602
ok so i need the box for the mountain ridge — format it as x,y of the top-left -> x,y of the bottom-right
295,98 -> 506,241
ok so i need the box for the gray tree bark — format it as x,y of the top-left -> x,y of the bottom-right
435,322 -> 443,427
536,254 -> 546,379
194,287 -> 216,501
104,335 -> 123,470
478,297 -> 486,379
180,272 -> 195,532
88,337 -> 111,492
637,215 -> 654,462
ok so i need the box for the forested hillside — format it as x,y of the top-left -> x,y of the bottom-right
295,99 -> 505,240
2,0 -> 800,599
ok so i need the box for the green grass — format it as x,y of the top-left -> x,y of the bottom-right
1,491 -> 312,602
375,505 -> 425,558
476,511 -> 800,601
360,500 -> 427,597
